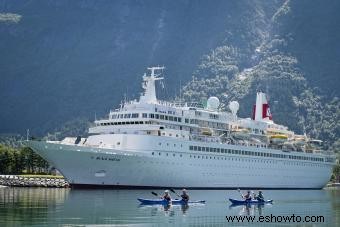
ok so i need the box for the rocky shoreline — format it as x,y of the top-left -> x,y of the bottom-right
0,175 -> 69,188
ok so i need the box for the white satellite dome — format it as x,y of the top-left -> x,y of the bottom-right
229,101 -> 239,116
207,97 -> 220,110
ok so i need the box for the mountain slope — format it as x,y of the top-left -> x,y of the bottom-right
0,0 -> 338,151
3,0 -> 277,134
183,0 -> 340,150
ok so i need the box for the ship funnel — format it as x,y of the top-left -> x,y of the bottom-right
252,92 -> 273,122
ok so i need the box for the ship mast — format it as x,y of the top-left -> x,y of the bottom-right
139,66 -> 164,104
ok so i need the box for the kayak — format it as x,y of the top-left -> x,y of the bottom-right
138,198 -> 205,205
229,198 -> 273,205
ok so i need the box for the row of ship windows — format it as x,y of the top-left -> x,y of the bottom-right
189,145 -> 324,162
107,113 -> 225,127
100,121 -> 151,126
110,112 -> 223,125
110,113 -> 182,122
150,152 -> 325,167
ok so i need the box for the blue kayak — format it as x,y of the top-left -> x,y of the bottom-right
229,198 -> 273,205
138,198 -> 205,205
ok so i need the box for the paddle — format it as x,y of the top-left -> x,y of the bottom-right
251,191 -> 256,199
151,191 -> 161,198
237,188 -> 244,199
169,188 -> 181,198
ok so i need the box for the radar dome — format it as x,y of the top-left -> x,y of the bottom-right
229,101 -> 239,116
207,97 -> 220,110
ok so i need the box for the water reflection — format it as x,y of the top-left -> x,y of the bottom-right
229,203 -> 270,216
0,188 -> 338,226
0,187 -> 69,226
138,203 -> 191,216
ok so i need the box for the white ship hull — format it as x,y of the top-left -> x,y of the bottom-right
29,134 -> 333,189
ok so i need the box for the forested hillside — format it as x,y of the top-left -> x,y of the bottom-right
0,0 -> 338,150
182,0 -> 340,151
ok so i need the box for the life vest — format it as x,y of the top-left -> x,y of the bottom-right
181,194 -> 189,201
163,195 -> 171,201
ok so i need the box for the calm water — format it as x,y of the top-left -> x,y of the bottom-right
0,187 -> 339,226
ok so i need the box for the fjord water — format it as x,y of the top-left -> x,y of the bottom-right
0,188 -> 339,226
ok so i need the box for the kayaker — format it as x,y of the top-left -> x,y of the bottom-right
242,190 -> 252,201
255,190 -> 264,202
180,189 -> 190,203
162,190 -> 171,202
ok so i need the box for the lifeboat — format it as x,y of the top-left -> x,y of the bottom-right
201,128 -> 213,136
231,128 -> 250,140
270,134 -> 288,144
292,135 -> 307,146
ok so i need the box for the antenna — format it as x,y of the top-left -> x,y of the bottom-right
147,66 -> 165,78
266,81 -> 270,101
180,78 -> 182,102
26,129 -> 29,141
126,86 -> 129,102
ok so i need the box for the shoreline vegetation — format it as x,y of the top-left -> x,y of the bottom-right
0,143 -> 71,188
0,144 -> 49,175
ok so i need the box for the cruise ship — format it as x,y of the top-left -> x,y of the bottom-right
28,67 -> 336,189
